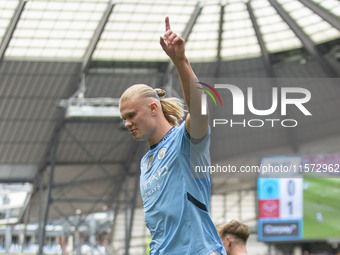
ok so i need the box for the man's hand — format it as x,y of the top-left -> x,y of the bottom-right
160,16 -> 186,64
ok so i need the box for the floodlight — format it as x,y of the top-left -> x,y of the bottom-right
65,105 -> 120,119
59,97 -> 121,119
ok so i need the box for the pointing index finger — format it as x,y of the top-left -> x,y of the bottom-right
165,16 -> 171,31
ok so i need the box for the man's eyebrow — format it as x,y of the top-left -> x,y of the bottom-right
121,111 -> 135,119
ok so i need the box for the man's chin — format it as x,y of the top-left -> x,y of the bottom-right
133,135 -> 146,142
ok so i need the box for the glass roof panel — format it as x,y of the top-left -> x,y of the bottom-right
251,0 -> 302,53
0,0 -> 19,46
311,0 -> 340,17
221,1 -> 261,60
5,0 -> 108,60
93,0 -> 197,61
277,0 -> 340,44
185,3 -> 220,62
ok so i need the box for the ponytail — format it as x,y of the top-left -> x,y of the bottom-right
155,88 -> 184,126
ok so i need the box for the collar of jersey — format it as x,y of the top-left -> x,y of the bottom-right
149,125 -> 176,150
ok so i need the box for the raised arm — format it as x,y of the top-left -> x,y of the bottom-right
160,16 -> 208,139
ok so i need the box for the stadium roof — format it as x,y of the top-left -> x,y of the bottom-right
1,0 -> 339,62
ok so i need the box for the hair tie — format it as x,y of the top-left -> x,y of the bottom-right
155,88 -> 166,98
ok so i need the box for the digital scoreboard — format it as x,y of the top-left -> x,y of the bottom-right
257,155 -> 340,242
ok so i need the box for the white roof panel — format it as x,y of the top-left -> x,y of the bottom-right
93,0 -> 197,61
277,0 -> 340,44
251,0 -> 302,53
5,0 -> 108,60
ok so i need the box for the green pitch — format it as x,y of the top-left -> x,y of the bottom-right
303,177 -> 340,239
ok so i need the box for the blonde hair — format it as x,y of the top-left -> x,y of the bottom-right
217,220 -> 250,244
119,84 -> 184,126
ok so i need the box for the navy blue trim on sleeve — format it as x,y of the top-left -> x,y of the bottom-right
187,192 -> 208,212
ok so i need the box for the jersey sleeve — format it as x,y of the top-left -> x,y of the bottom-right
181,121 -> 211,150
178,121 -> 212,179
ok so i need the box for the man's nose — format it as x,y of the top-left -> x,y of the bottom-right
124,119 -> 132,128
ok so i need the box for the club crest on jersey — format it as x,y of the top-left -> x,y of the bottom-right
158,147 -> 166,160
147,154 -> 154,170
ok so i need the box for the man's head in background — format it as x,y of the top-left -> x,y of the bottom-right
217,220 -> 250,255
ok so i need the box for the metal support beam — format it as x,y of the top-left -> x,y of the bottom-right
248,1 -> 300,151
123,144 -> 143,255
18,228 -> 25,255
246,1 -> 275,77
18,192 -> 32,223
215,3 -> 225,77
38,130 -> 60,255
75,226 -> 81,255
269,0 -> 339,77
4,208 -> 11,255
75,184 -> 118,228
34,120 -> 65,196
269,0 -> 317,56
90,215 -> 96,255
63,126 -> 114,177
298,0 -> 340,31
108,172 -> 131,252
37,171 -> 44,253
52,206 -> 78,227
0,0 -> 26,64
82,0 -> 115,73
53,126 -> 124,199
70,0 -> 115,100
20,198 -> 31,255
182,2 -> 204,46
109,204 -> 119,245
164,1 -> 204,76
124,174 -> 130,255
125,171 -> 139,255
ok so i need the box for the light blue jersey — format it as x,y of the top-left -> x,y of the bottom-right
140,122 -> 227,255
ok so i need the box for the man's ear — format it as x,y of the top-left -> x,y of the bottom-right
150,102 -> 158,115
226,235 -> 232,246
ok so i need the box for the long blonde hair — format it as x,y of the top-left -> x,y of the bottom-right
119,84 -> 184,126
